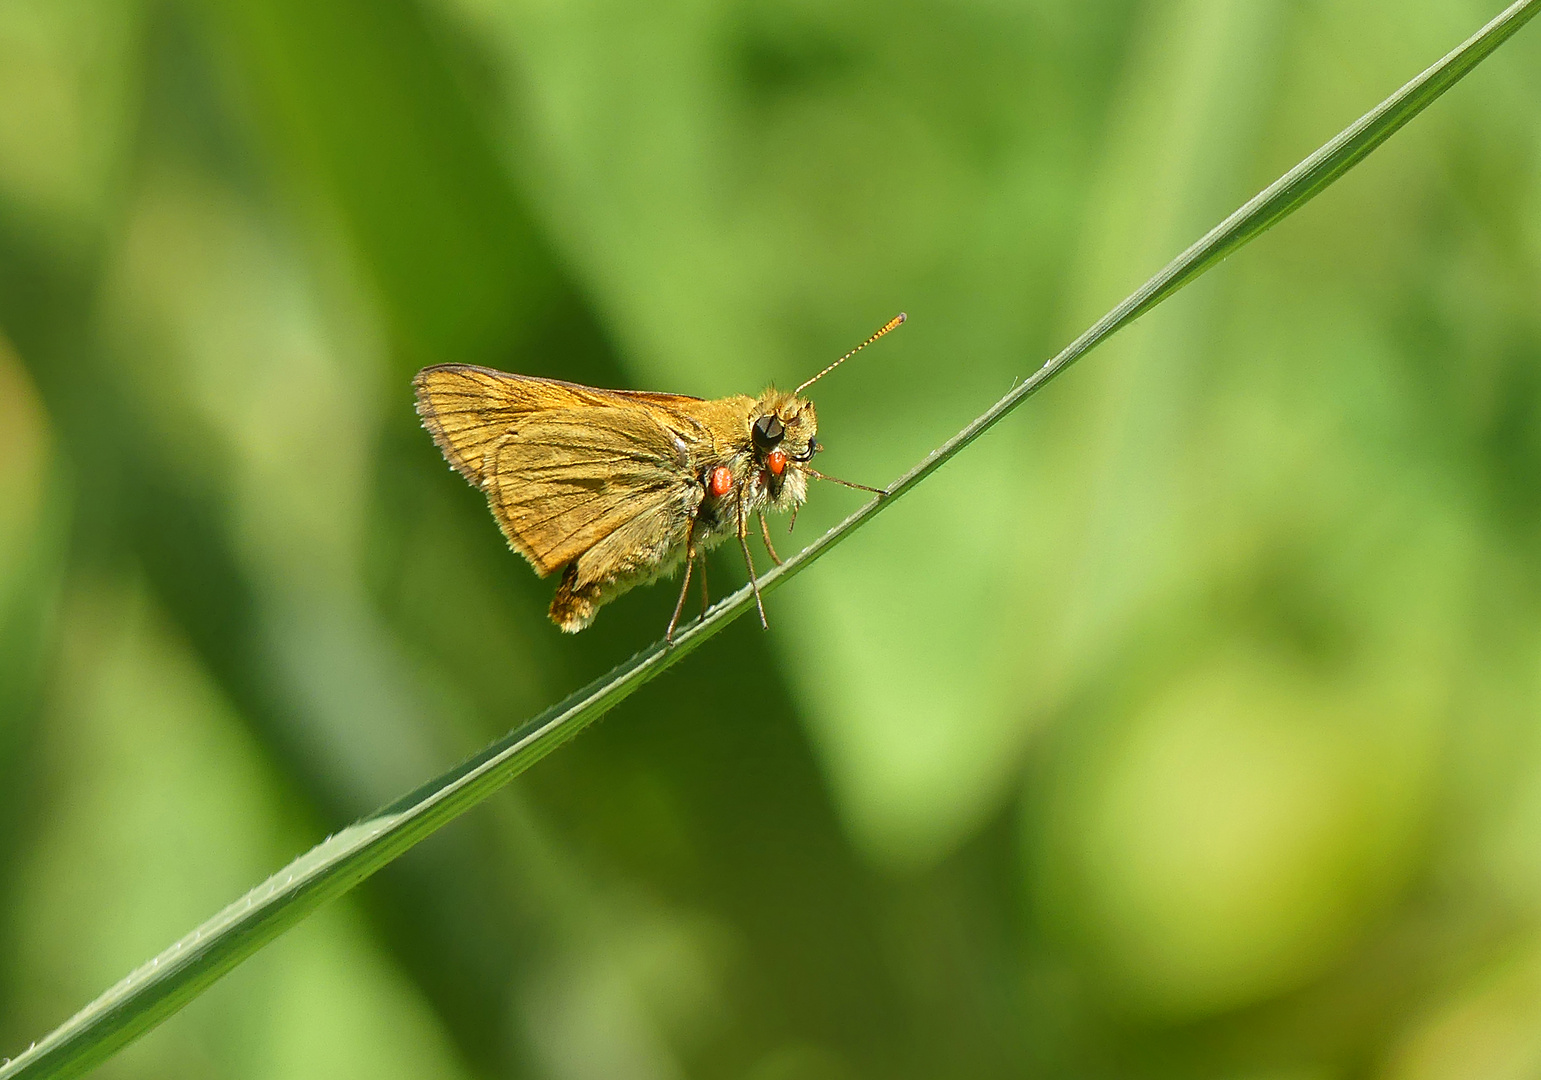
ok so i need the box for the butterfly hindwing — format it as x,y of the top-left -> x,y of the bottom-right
485,404 -> 699,576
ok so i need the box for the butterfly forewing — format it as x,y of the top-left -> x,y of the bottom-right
413,365 -> 528,485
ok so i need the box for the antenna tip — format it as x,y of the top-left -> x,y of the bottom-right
896,312 -> 907,323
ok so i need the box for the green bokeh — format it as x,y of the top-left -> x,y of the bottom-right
1,0 -> 1540,1077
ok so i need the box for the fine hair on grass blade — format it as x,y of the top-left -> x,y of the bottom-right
4,0 -> 1537,1075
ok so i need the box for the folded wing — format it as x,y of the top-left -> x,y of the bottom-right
413,365 -> 705,577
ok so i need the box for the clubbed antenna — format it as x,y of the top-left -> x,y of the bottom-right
794,312 -> 906,394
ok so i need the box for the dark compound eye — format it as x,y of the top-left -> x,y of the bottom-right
751,413 -> 785,452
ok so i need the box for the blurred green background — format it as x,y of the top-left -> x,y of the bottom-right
2,0 -> 1540,1076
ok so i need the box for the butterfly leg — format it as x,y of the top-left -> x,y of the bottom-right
697,554 -> 710,622
758,511 -> 783,565
666,556 -> 694,644
737,499 -> 769,629
667,516 -> 701,644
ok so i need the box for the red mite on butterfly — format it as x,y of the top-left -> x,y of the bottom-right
708,465 -> 735,499
414,314 -> 905,641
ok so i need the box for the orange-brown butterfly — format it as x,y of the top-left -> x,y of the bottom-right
413,314 -> 903,640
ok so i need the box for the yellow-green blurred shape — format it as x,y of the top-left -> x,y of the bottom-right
744,1044 -> 853,1080
97,137 -> 555,781
1038,650 -> 1435,1019
1388,938 -> 1541,1080
0,0 -> 139,241
521,904 -> 734,1080
102,159 -> 381,588
0,334 -> 57,729
0,338 -> 49,584
4,583 -> 471,1080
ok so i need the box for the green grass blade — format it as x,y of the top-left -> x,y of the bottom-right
4,0 -> 1536,1075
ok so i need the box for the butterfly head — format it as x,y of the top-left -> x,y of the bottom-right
749,388 -> 818,510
